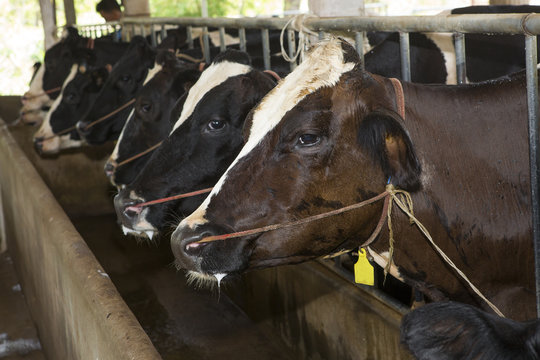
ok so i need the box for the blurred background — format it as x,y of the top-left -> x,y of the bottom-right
3,0 -> 528,95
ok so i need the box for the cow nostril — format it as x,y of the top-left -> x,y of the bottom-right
33,138 -> 43,153
104,162 -> 116,177
123,205 -> 142,220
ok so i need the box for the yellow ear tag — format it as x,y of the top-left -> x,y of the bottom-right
354,248 -> 375,286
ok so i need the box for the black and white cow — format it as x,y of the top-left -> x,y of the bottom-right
32,48 -> 115,154
400,301 -> 540,360
364,5 -> 540,84
21,27 -> 127,126
75,36 -> 157,145
113,50 -> 277,239
106,50 -> 201,186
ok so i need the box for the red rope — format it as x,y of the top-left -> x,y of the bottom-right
133,187 -> 213,208
82,98 -> 136,131
116,141 -> 163,168
22,86 -> 62,101
196,190 -> 390,244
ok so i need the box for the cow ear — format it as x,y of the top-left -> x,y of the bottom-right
357,109 -> 421,191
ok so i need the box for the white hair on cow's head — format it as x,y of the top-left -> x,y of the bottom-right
180,38 -> 357,229
170,61 -> 251,133
143,61 -> 163,86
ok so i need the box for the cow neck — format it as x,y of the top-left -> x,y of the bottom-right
194,184 -> 505,318
389,77 -> 405,119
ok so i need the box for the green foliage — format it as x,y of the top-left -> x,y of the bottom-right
149,0 -> 283,18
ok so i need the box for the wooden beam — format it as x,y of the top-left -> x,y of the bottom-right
38,0 -> 57,49
63,0 -> 77,26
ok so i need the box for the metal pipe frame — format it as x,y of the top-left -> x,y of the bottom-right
74,14 -> 540,316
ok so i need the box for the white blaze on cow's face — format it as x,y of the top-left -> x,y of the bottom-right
121,60 -> 252,237
170,61 -> 252,133
33,64 -> 83,154
178,38 -> 356,230
20,64 -> 52,125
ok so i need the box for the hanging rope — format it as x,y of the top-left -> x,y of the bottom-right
279,14 -> 318,64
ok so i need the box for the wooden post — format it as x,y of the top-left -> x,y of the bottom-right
38,0 -> 57,49
63,0 -> 76,26
308,0 -> 364,17
123,0 -> 150,17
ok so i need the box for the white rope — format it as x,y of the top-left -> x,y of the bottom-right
387,186 -> 505,317
279,14 -> 318,64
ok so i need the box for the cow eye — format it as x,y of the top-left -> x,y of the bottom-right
120,75 -> 131,82
65,93 -> 77,103
207,119 -> 226,131
140,103 -> 152,113
297,134 -> 320,147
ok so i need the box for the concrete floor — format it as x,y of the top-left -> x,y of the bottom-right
0,252 -> 45,360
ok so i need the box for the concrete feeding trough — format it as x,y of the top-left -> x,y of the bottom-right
0,97 -> 410,360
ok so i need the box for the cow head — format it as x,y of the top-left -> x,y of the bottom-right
76,36 -> 156,145
114,49 -> 277,240
33,50 -> 108,154
20,28 -> 82,126
42,27 -> 83,97
106,50 -> 201,186
170,38 -> 421,281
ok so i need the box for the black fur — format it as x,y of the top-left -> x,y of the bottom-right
357,109 -> 421,191
401,301 -> 540,360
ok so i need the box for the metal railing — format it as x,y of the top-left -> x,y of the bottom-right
76,13 -> 540,316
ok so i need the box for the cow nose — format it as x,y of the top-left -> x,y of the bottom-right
76,121 -> 90,139
171,223 -> 228,261
33,137 -> 44,154
113,193 -> 143,227
104,162 -> 116,178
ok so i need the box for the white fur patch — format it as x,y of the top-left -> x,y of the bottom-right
425,32 -> 457,85
34,64 -> 79,153
143,62 -> 162,85
179,38 -> 356,229
109,109 -> 135,163
21,64 -> 51,124
171,61 -> 251,133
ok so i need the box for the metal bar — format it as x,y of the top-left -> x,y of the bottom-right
239,27 -> 246,52
355,31 -> 365,71
203,26 -> 211,63
319,31 -> 324,40
399,32 -> 411,82
140,24 -> 146,38
454,32 -> 467,84
526,34 -> 540,318
150,24 -> 156,47
219,26 -> 226,52
160,24 -> 166,44
261,28 -> 270,70
187,25 -> 193,49
287,29 -> 296,71
119,14 -> 540,35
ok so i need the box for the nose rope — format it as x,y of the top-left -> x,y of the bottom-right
194,184 -> 505,318
38,98 -> 136,142
81,98 -> 136,131
132,187 -> 213,208
116,141 -> 163,168
22,87 -> 62,101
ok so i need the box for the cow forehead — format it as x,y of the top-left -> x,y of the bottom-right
110,108 -> 135,162
171,61 -> 251,134
244,39 -> 354,157
143,62 -> 163,86
206,39 -> 355,200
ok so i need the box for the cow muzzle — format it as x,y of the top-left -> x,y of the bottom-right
113,193 -> 157,239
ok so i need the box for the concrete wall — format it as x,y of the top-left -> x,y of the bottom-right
0,117 -> 161,360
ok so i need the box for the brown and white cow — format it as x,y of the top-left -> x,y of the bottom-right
170,38 -> 535,320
